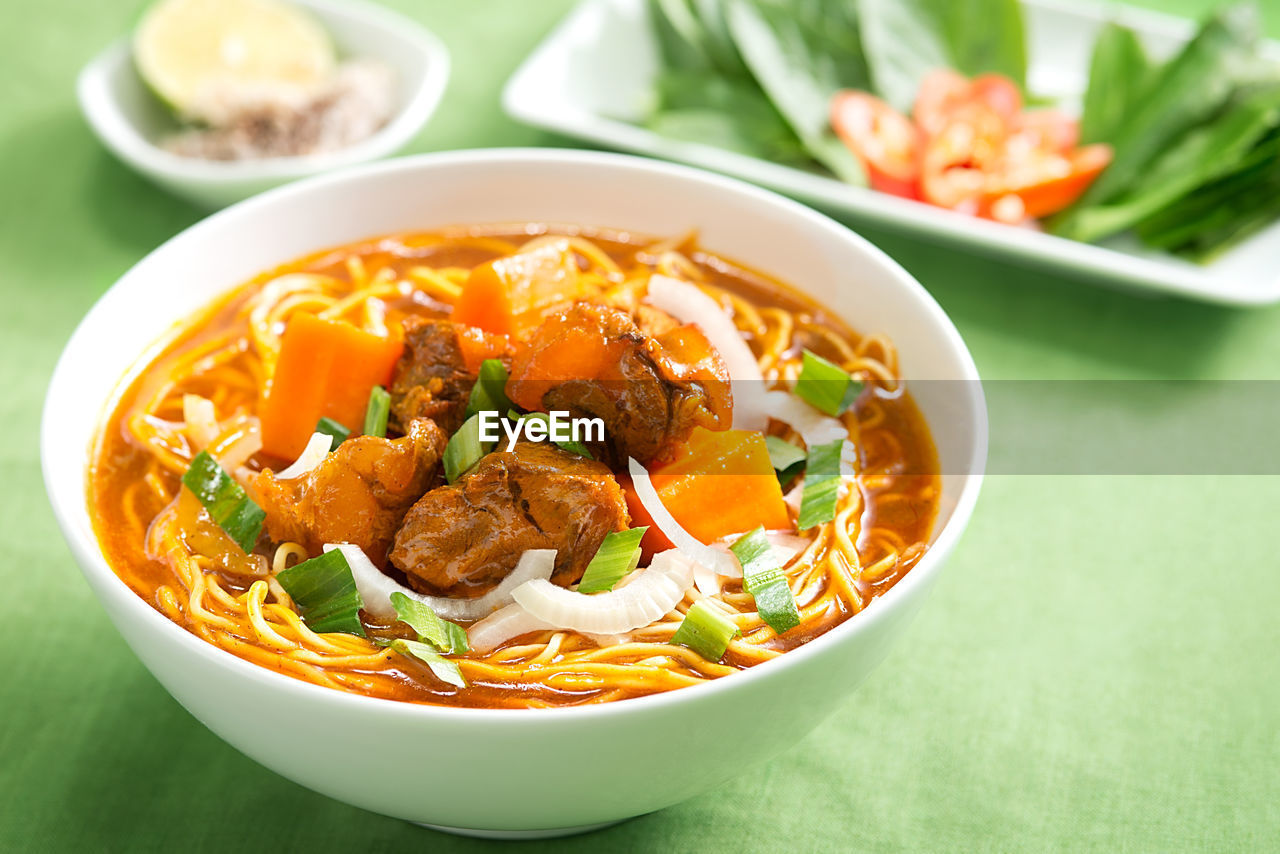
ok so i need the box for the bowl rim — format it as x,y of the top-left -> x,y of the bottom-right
42,147 -> 987,724
75,0 -> 452,184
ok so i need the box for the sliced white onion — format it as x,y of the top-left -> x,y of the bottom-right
217,423 -> 263,471
764,531 -> 812,563
510,548 -> 695,635
763,391 -> 848,448
583,631 -> 633,647
326,544 -> 558,623
693,561 -> 722,597
275,432 -> 334,479
467,603 -> 555,654
645,274 -> 768,431
183,394 -> 220,449
627,456 -> 739,577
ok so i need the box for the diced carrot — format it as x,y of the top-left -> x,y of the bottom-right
455,326 -> 511,375
453,239 -> 588,336
260,313 -> 403,460
627,427 -> 791,558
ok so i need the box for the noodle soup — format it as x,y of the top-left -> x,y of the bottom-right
90,224 -> 939,709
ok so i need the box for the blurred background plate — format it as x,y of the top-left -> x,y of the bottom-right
503,0 -> 1280,306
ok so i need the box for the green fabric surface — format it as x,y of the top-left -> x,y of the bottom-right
2,0 -> 1278,850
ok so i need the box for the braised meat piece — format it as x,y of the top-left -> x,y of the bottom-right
390,443 -> 629,598
506,303 -> 731,465
388,317 -> 509,435
249,418 -> 446,565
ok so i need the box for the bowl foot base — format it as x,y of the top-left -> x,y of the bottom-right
412,818 -> 627,839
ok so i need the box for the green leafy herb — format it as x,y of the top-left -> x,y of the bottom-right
363,385 -> 390,438
797,438 -> 842,529
443,413 -> 492,483
1062,84 -> 1280,243
181,451 -> 265,553
390,592 -> 469,654
730,526 -> 800,635
858,0 -> 1027,112
645,0 -> 810,163
381,638 -> 467,688
795,349 -> 862,416
724,0 -> 868,183
670,599 -> 741,660
578,528 -> 649,593
1135,126 -> 1280,260
1056,2 -> 1264,228
276,549 -> 365,636
466,358 -> 514,418
1079,22 -> 1154,145
314,417 -> 351,448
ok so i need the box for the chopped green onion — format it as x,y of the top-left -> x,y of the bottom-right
181,450 -> 265,553
466,358 -> 514,418
670,599 -> 741,661
765,435 -> 805,470
380,638 -> 467,688
765,435 -> 806,488
443,413 -> 492,482
506,410 -> 594,459
577,527 -> 648,593
275,549 -> 365,636
390,592 -> 469,654
731,526 -> 800,635
315,416 -> 350,448
363,385 -> 390,438
794,350 -> 863,416
797,439 -> 843,530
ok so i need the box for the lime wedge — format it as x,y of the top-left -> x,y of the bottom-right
134,0 -> 335,114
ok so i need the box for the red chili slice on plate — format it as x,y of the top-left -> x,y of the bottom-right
830,91 -> 921,199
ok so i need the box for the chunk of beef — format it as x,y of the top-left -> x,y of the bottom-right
506,303 -> 731,465
390,443 -> 629,598
249,418 -> 446,565
388,317 -> 509,435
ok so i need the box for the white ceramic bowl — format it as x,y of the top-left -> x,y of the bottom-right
76,0 -> 450,209
42,149 -> 986,838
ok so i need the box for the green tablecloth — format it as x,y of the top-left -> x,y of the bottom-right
2,1 -> 1277,850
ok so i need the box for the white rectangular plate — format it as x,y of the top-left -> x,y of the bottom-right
503,0 -> 1280,305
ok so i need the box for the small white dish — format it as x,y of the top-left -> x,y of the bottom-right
503,0 -> 1280,306
77,0 -> 450,209
43,149 -> 985,837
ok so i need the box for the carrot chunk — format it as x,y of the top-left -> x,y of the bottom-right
453,239 -> 587,336
260,313 -> 403,460
626,427 -> 791,558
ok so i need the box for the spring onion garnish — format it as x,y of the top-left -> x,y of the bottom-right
315,416 -> 350,448
443,413 -> 493,482
670,599 -> 741,661
730,526 -> 800,635
389,591 -> 469,654
505,409 -> 595,458
797,439 -> 843,530
363,385 -> 390,438
466,358 -> 514,418
181,450 -> 265,552
794,350 -> 863,417
577,527 -> 648,593
275,548 -> 366,636
380,638 -> 466,688
765,434 -> 806,488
